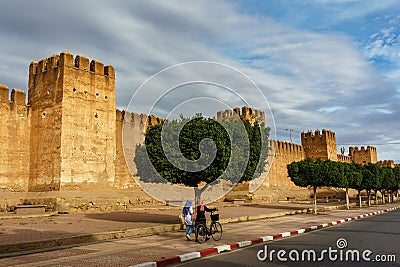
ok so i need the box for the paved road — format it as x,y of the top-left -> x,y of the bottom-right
174,210 -> 400,267
1,204 -> 398,266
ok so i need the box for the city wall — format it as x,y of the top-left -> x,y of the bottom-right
250,140 -> 310,202
0,52 -> 396,211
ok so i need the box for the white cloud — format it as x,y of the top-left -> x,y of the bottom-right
0,0 -> 398,162
318,106 -> 347,113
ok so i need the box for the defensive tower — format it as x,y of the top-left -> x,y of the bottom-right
301,129 -> 337,161
216,106 -> 266,125
349,146 -> 377,164
28,52 -> 116,191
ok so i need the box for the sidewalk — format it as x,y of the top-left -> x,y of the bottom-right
0,201 -> 344,256
0,201 -> 398,266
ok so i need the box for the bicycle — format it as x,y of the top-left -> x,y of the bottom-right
195,210 -> 222,243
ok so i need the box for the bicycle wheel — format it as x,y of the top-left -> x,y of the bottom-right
196,223 -> 207,244
210,221 -> 222,241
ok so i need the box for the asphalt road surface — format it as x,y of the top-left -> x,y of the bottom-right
174,209 -> 400,267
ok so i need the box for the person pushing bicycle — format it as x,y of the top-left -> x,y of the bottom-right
195,199 -> 217,225
195,199 -> 217,242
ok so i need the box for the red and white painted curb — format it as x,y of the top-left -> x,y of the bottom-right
131,206 -> 400,267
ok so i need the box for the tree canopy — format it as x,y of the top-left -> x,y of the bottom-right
287,158 -> 400,212
134,115 -> 270,188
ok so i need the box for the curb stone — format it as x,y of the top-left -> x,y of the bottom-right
130,206 -> 400,267
0,212 -> 59,220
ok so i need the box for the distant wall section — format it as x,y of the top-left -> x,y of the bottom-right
264,140 -> 305,190
349,146 -> 378,164
337,154 -> 352,163
114,110 -> 164,189
217,106 -> 265,125
251,140 -> 309,202
0,85 -> 30,191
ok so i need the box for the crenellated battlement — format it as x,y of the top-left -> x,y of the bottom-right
0,84 -> 27,105
28,52 -> 116,107
147,115 -> 164,127
11,88 -> 26,105
269,140 -> 303,152
0,84 -> 9,103
337,154 -> 352,163
117,110 -> 164,129
217,106 -> 266,125
29,52 -> 115,79
377,160 -> 395,167
349,146 -> 377,153
301,129 -> 336,139
118,110 -> 148,125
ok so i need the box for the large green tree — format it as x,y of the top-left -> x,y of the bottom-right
391,167 -> 400,202
287,158 -> 331,214
348,163 -> 364,208
135,115 -> 269,204
333,161 -> 353,209
381,166 -> 395,203
361,163 -> 377,206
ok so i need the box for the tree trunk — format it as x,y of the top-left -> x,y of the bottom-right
381,190 -> 385,204
367,190 -> 371,206
358,190 -> 362,208
346,187 -> 350,210
313,186 -> 317,215
388,192 -> 391,203
193,185 -> 209,213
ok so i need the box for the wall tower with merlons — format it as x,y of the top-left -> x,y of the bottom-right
28,52 -> 116,191
217,106 -> 265,125
349,146 -> 378,164
301,129 -> 338,161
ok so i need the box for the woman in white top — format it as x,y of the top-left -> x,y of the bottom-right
182,199 -> 194,240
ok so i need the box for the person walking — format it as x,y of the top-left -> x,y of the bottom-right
182,200 -> 194,240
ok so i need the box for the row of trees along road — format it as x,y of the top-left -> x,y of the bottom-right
287,158 -> 400,214
134,115 -> 270,205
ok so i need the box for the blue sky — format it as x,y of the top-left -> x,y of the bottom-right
0,0 -> 399,162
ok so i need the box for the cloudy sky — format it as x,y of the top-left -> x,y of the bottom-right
0,0 -> 399,162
